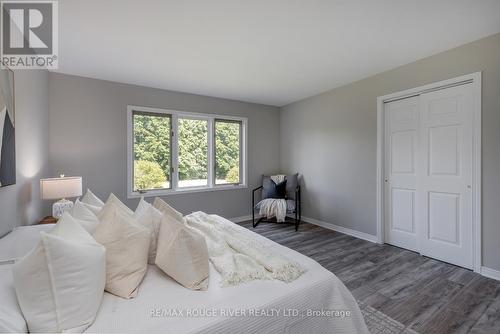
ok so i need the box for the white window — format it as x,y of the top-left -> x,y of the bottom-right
127,105 -> 247,198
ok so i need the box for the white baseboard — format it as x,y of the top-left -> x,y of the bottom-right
300,216 -> 378,243
229,215 -> 254,223
230,214 -> 267,223
300,217 -> 500,282
230,214 -> 500,282
230,214 -> 377,243
481,266 -> 500,281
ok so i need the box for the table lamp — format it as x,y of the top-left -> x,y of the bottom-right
40,175 -> 83,219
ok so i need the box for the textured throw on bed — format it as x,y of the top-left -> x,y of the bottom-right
185,211 -> 305,287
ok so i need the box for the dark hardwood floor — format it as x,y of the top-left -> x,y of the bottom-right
239,221 -> 500,334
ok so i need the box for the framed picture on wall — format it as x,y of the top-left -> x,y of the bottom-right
0,65 -> 15,188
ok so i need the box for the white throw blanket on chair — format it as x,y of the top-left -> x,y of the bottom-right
185,211 -> 305,287
258,198 -> 287,222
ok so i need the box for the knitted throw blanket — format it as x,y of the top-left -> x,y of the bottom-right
258,198 -> 287,222
185,211 -> 305,287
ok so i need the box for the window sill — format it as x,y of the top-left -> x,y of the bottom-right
127,184 -> 247,199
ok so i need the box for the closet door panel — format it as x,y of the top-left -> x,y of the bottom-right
417,84 -> 474,269
384,97 -> 419,251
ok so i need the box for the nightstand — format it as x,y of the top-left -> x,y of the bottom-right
38,216 -> 58,225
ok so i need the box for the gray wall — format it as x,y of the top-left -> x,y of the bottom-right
280,33 -> 500,271
0,70 -> 50,236
48,73 -> 280,219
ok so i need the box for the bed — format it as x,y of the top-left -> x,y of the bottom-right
1,222 -> 368,334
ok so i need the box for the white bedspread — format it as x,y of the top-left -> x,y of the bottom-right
86,220 -> 368,334
0,221 -> 368,334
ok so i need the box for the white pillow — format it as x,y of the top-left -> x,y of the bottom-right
81,202 -> 102,216
134,197 -> 150,218
134,198 -> 162,264
97,193 -> 134,220
12,213 -> 106,333
153,197 -> 184,222
155,214 -> 209,290
0,225 -> 54,262
81,189 -> 104,208
92,203 -> 150,299
71,199 -> 100,233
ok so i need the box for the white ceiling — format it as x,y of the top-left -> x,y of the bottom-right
55,0 -> 500,106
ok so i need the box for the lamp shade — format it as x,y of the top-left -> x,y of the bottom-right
40,176 -> 83,200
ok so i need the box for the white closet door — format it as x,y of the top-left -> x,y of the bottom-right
417,84 -> 474,269
384,97 -> 419,251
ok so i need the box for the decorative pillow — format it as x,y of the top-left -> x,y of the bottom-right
155,214 -> 209,290
71,199 -> 100,233
97,193 -> 134,220
12,213 -> 106,333
153,197 -> 184,222
92,203 -> 150,298
0,225 -> 54,262
134,198 -> 162,264
80,202 -> 102,216
262,176 -> 287,199
81,189 -> 104,208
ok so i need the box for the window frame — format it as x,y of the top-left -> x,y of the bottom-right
214,118 -> 243,186
131,110 -> 173,192
176,115 -> 210,189
127,105 -> 247,198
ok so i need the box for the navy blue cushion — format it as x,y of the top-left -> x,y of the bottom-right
262,176 -> 287,199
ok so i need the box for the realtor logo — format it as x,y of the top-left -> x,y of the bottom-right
1,0 -> 58,69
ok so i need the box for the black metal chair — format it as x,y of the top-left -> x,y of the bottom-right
252,175 -> 301,231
